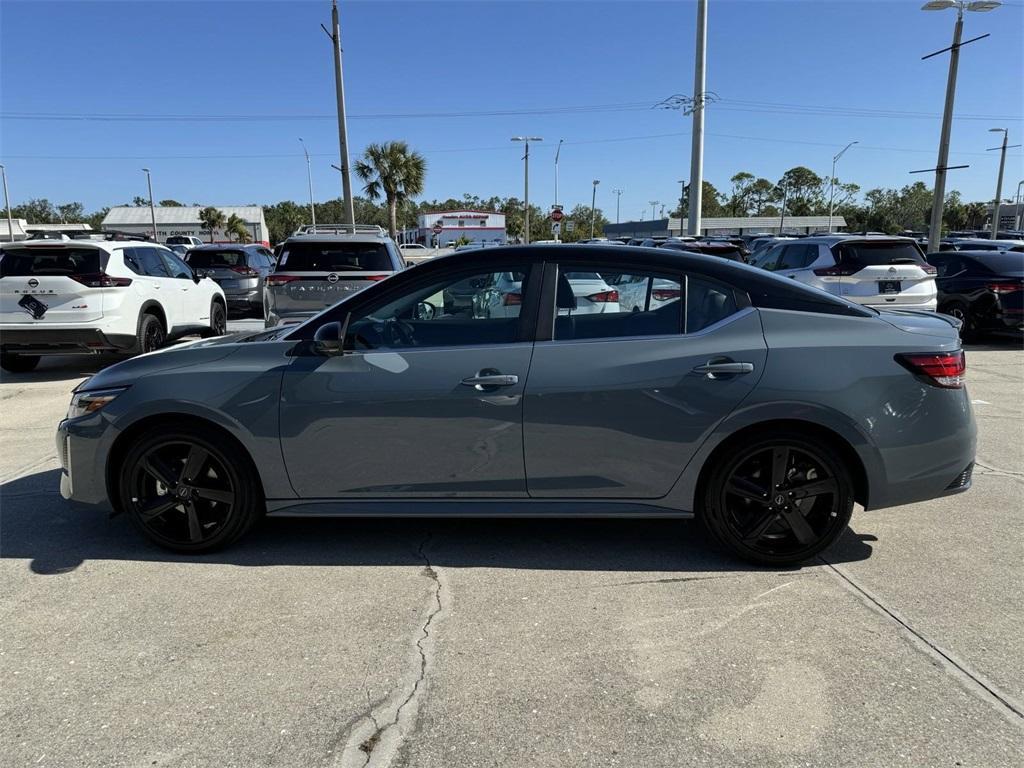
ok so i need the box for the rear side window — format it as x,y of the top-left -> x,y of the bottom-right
0,247 -> 105,276
835,241 -> 927,268
188,250 -> 247,268
971,253 -> 1024,274
125,247 -> 171,277
778,244 -> 818,270
278,241 -> 394,272
687,276 -> 740,333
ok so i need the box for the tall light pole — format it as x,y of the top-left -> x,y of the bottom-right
649,201 -> 659,221
299,137 -> 316,228
554,138 -> 564,208
687,0 -> 708,236
921,0 -> 1002,253
612,188 -> 623,224
828,141 -> 858,233
141,168 -> 157,241
0,165 -> 12,243
677,179 -> 686,234
591,179 -> 600,238
988,127 -> 1009,238
1014,179 -> 1024,231
511,136 -> 542,244
328,0 -> 355,228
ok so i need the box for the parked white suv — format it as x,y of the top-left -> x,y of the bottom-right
0,236 -> 227,372
750,235 -> 937,310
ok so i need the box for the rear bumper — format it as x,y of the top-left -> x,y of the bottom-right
1,327 -> 135,355
224,288 -> 261,307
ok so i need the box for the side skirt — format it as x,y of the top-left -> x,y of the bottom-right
265,499 -> 695,519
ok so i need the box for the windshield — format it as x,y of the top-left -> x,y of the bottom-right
187,250 -> 247,268
278,241 -> 394,272
0,247 -> 105,276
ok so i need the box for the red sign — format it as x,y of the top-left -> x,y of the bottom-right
550,209 -> 564,223
432,223 -> 443,234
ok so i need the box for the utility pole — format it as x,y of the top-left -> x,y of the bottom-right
828,141 -> 858,233
591,179 -> 600,238
988,128 -> 1009,238
649,200 -> 659,221
778,185 -> 789,235
299,137 -> 316,228
1014,179 -> 1024,231
327,0 -> 355,227
511,137 -> 542,244
687,0 -> 708,237
554,138 -> 564,208
677,179 -> 686,234
142,168 -> 157,241
612,188 -> 623,224
0,165 -> 12,242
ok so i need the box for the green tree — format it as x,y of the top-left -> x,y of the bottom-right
747,178 -> 777,215
671,181 -> 724,218
198,206 -> 226,242
131,196 -> 149,207
158,199 -> 183,207
726,172 -> 755,216
225,213 -> 250,242
776,167 -> 826,216
354,140 -> 427,239
264,200 -> 308,244
56,202 -> 85,223
10,198 -> 57,223
86,207 -> 110,232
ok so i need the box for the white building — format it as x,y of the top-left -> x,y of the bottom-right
405,210 -> 507,247
102,206 -> 269,245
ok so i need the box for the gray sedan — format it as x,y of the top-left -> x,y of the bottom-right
56,245 -> 976,565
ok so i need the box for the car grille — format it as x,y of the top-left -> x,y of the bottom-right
945,462 -> 973,490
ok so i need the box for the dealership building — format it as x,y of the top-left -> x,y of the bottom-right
101,206 -> 269,245
402,210 -> 507,247
603,215 -> 849,239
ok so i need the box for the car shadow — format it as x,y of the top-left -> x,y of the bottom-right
1,469 -> 875,576
0,353 -> 122,384
963,333 -> 1023,352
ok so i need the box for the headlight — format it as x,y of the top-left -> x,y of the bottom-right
67,388 -> 127,420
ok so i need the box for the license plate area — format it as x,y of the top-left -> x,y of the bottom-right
18,293 -> 49,319
878,280 -> 901,295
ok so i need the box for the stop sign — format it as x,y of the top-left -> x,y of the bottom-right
432,222 -> 443,235
550,209 -> 564,223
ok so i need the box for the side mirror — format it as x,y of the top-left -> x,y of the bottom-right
415,301 -> 436,320
192,270 -> 203,283
313,320 -> 345,356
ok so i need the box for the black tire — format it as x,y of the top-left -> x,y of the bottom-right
136,312 -> 166,355
117,424 -> 262,553
941,300 -> 979,342
0,352 -> 41,373
201,300 -> 227,338
699,431 -> 854,566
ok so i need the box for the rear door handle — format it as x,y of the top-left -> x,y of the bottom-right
693,359 -> 754,378
461,372 -> 519,390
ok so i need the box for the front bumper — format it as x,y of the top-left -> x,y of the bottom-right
57,415 -> 114,507
2,328 -> 135,355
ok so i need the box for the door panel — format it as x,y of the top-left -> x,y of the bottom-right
523,309 -> 767,498
280,345 -> 533,497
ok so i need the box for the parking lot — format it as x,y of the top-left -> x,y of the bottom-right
1,324 -> 1022,767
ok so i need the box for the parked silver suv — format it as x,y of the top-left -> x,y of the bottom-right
263,224 -> 404,327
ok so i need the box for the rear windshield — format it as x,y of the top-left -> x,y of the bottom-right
835,241 -> 926,267
278,241 -> 394,272
0,247 -> 105,277
971,252 -> 1024,274
187,250 -> 247,268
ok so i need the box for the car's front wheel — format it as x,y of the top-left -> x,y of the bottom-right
118,425 -> 262,552
0,352 -> 40,373
700,432 -> 854,566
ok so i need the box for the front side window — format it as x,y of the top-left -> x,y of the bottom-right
159,249 -> 192,279
344,267 -> 532,350
754,244 -> 784,271
778,244 -> 816,270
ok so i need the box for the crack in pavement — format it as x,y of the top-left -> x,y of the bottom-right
334,533 -> 449,768
974,458 -> 1024,481
819,556 -> 1024,729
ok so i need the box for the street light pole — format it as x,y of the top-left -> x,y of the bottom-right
612,188 -> 623,224
1014,179 -> 1024,231
649,201 -> 659,221
329,0 -> 355,228
0,165 -> 12,243
142,168 -> 157,241
511,136 -> 542,244
554,138 -> 564,208
591,180 -> 600,238
989,128 -> 1008,238
687,0 -> 708,236
299,137 -> 316,228
828,140 -> 858,232
677,179 -> 686,234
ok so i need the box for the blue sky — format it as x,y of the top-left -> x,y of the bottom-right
1,0 -> 1022,218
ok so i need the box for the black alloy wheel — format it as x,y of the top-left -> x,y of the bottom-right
210,301 -> 227,336
701,434 -> 854,565
139,314 -> 165,354
119,427 -> 261,552
944,301 -> 977,342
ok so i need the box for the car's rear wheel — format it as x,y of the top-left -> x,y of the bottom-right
136,312 -> 165,355
942,300 -> 978,342
700,433 -> 854,566
118,426 -> 262,553
0,352 -> 40,373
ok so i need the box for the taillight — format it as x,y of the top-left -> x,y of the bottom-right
70,273 -> 132,288
813,264 -> 860,277
503,292 -> 522,306
230,265 -> 258,276
586,290 -> 619,303
652,288 -> 681,301
266,274 -> 299,286
363,275 -> 388,282
895,351 -> 966,389
987,282 -> 1020,294
921,263 -> 937,275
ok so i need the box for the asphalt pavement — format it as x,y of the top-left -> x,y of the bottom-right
1,325 -> 1022,767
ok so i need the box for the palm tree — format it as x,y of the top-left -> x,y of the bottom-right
199,206 -> 226,243
354,141 -> 426,239
225,213 -> 250,243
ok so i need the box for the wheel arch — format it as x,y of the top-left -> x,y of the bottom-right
138,300 -> 167,330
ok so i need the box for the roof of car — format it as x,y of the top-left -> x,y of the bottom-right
283,233 -> 393,244
189,243 -> 258,250
793,234 -> 916,245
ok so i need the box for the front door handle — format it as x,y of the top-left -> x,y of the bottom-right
461,370 -> 519,390
693,359 -> 754,379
